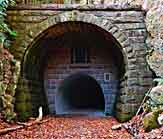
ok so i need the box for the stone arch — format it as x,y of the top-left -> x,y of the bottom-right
22,11 -> 129,81
22,11 -> 129,66
55,73 -> 105,115
22,21 -> 127,116
17,11 -> 138,121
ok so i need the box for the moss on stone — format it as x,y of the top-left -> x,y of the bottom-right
16,102 -> 31,112
17,111 -> 32,122
25,93 -> 31,102
143,111 -> 159,132
15,102 -> 26,112
15,93 -> 26,102
26,102 -> 32,111
15,102 -> 32,122
116,112 -> 133,122
14,78 -> 33,121
15,92 -> 31,102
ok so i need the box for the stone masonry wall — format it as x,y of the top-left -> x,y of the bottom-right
7,7 -> 153,121
44,46 -> 119,115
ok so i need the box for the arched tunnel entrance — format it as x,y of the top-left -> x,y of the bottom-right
56,73 -> 105,115
23,21 -> 125,117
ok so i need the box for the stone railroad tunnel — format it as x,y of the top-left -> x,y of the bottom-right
24,21 -> 124,116
7,9 -> 153,121
56,73 -> 105,115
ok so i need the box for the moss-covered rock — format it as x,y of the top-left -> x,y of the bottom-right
144,85 -> 163,112
143,111 -> 159,132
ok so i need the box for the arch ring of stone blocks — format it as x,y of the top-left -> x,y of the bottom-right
23,10 -> 130,68
20,11 -> 136,121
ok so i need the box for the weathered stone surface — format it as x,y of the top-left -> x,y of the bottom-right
145,0 -> 163,78
116,111 -> 134,122
139,78 -> 153,86
126,86 -> 149,95
116,103 -> 140,113
147,51 -> 163,77
119,94 -> 144,103
13,2 -> 142,10
127,78 -> 139,86
144,85 -> 163,111
150,85 -> 163,105
6,6 -> 153,122
143,111 -> 159,132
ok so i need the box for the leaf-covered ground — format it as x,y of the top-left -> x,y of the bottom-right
0,116 -> 131,139
0,116 -> 163,139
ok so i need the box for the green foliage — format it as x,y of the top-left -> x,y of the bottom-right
0,0 -> 16,14
0,0 -> 16,48
153,78 -> 163,85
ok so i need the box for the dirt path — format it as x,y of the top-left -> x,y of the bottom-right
0,116 -> 131,139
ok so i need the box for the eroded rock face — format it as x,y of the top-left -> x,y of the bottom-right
144,85 -> 163,112
150,85 -> 163,105
145,0 -> 163,77
147,51 -> 163,77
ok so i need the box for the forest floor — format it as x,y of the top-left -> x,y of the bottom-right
0,116 -> 162,139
